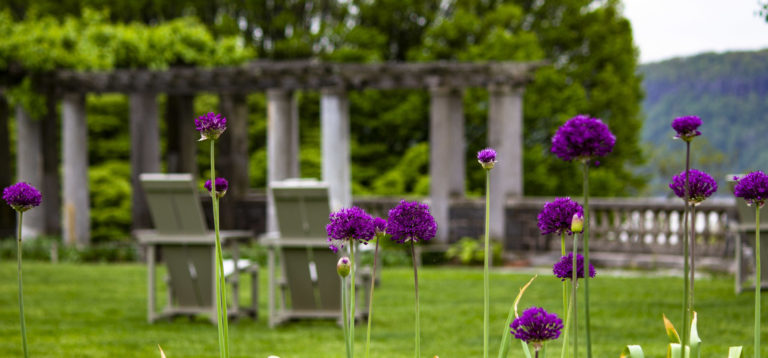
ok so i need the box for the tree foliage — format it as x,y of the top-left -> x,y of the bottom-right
0,0 -> 646,241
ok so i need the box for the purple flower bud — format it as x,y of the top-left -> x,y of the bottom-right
2,182 -> 42,212
195,112 -> 227,141
477,148 -> 497,169
671,116 -> 702,141
204,177 -> 229,198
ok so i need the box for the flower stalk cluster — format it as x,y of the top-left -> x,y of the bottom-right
195,112 -> 230,358
3,182 -> 42,358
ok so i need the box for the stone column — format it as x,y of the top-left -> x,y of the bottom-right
321,88 -> 351,211
165,95 -> 197,174
266,89 -> 300,233
130,93 -> 161,229
0,96 -> 13,237
218,94 -> 250,229
487,85 -> 524,240
430,87 -> 465,243
15,105 -> 44,238
62,94 -> 90,246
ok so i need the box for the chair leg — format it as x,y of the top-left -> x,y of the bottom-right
250,266 -> 259,319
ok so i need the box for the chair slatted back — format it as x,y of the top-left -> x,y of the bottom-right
271,179 -> 340,311
140,173 -> 208,235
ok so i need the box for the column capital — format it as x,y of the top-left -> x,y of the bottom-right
429,86 -> 463,97
487,84 -> 523,96
321,86 -> 347,96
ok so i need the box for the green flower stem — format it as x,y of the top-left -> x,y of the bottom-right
582,162 -> 592,358
572,234 -> 579,358
350,243 -> 357,358
411,240 -> 421,358
559,277 -> 572,358
17,212 -> 28,358
681,141 -> 691,352
342,276 -> 351,358
755,206 -> 761,358
561,232 -> 567,316
690,204 -> 696,311
211,140 -> 230,358
484,169 -> 491,358
365,238 -> 381,358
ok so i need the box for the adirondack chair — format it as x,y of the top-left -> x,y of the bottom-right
134,173 -> 258,323
728,174 -> 768,293
261,178 -> 370,327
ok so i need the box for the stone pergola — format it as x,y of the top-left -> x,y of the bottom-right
5,60 -> 539,245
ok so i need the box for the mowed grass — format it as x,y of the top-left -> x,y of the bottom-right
0,262 -> 764,357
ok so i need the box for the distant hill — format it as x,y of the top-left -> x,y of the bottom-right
638,49 -> 768,196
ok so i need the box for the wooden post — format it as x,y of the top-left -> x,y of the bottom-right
62,93 -> 90,246
166,95 -> 197,175
130,93 -> 161,229
218,93 -> 250,229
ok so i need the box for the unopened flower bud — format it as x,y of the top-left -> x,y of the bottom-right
571,213 -> 583,233
337,257 -> 351,277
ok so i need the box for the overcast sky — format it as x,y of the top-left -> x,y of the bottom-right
622,0 -> 768,63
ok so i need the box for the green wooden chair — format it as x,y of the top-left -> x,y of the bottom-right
261,178 -> 370,327
728,174 -> 768,293
134,173 -> 258,323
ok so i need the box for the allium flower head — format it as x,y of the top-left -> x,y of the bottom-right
195,112 -> 227,141
337,257 -> 351,277
537,197 -> 584,236
733,171 -> 768,208
204,177 -> 229,198
373,217 -> 387,237
2,182 -> 42,212
671,116 -> 702,141
510,307 -> 563,348
551,115 -> 616,162
553,252 -> 596,281
477,148 -> 497,169
387,200 -> 437,243
326,207 -> 375,252
669,169 -> 717,205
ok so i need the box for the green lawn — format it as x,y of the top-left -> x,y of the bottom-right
0,262 -> 763,357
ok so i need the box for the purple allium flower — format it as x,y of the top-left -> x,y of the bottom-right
477,148 -> 497,169
2,182 -> 42,212
551,115 -> 616,162
204,177 -> 229,198
552,252 -> 596,281
195,112 -> 227,141
510,307 -> 563,348
387,200 -> 437,244
669,169 -> 717,204
326,207 -> 376,252
537,197 -> 584,236
733,171 -> 768,208
337,256 -> 351,277
373,217 -> 387,236
671,115 -> 702,141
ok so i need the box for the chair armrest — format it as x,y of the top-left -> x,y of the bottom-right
259,237 -> 331,248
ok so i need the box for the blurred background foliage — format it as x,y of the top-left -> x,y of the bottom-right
0,0 -> 645,241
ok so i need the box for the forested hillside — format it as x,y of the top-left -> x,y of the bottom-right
639,49 -> 768,195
